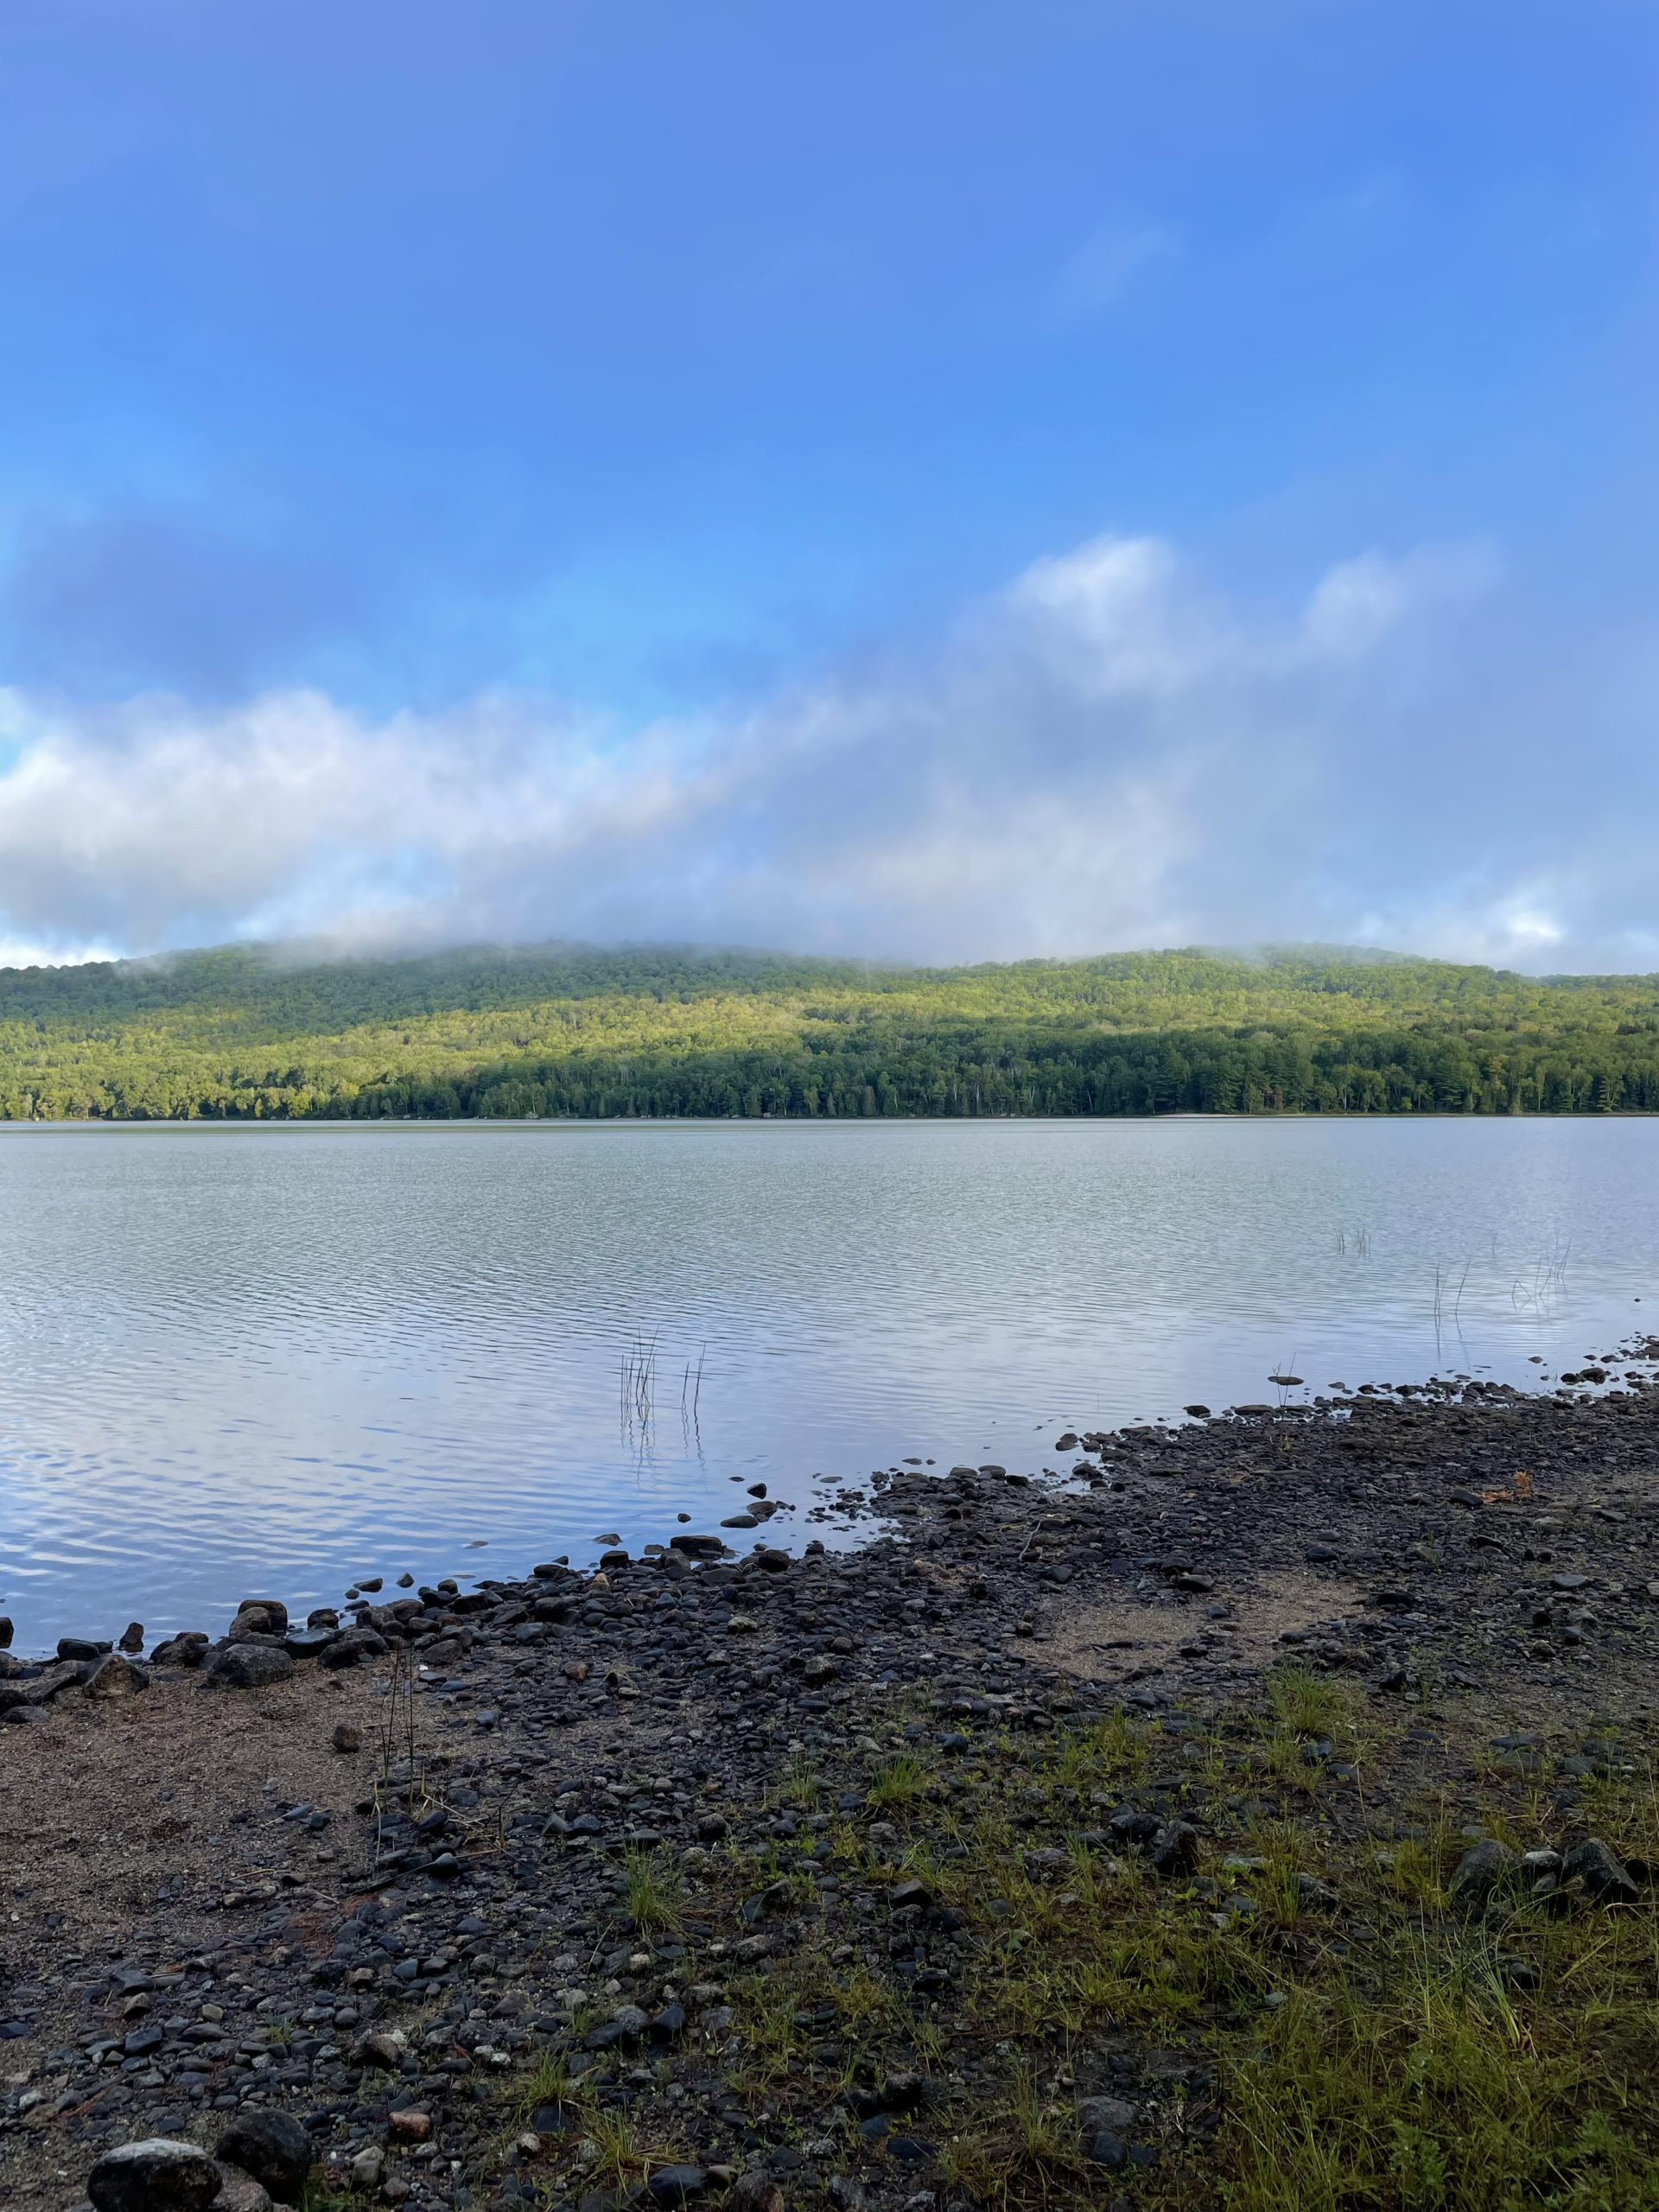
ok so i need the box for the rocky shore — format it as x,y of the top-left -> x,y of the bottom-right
4,1363 -> 1659,2211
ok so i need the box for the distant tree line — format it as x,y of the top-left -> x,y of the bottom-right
1,940 -> 1656,1121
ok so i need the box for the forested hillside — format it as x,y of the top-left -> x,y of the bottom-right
1,940 -> 1656,1121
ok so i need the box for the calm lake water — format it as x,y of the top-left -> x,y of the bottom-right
1,1116 -> 1655,1649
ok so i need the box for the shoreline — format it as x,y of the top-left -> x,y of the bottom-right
4,1375 -> 1659,2209
6,1347 -> 1656,1667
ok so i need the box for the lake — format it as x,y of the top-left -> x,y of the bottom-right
1,1116 -> 1655,1649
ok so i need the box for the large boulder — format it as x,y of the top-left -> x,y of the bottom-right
215,2110 -> 312,2202
88,2139 -> 222,2212
207,1644 -> 295,1692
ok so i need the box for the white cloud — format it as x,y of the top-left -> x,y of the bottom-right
0,528 -> 1651,975
1052,214 -> 1183,318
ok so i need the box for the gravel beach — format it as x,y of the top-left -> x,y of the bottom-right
5,1363 -> 1659,2211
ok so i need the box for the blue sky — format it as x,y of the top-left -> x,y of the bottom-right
0,1 -> 1656,967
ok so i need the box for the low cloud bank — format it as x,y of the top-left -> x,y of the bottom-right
0,531 -> 1653,974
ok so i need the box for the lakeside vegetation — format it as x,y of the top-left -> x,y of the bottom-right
2,938 -> 1658,1122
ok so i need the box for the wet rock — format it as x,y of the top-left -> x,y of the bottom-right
149,1632 -> 210,1668
1562,1839 -> 1640,1905
1450,1840 -> 1517,1903
234,1597 -> 289,1633
88,2139 -> 223,2212
217,2109 -> 313,2202
283,1626 -> 337,1659
0,1616 -> 10,1648
58,1636 -> 109,1662
207,1644 -> 296,1691
118,1622 -> 145,1653
320,1626 -> 389,1670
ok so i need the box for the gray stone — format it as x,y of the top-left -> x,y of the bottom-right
233,1597 -> 289,1633
729,2177 -> 783,2212
320,1627 -> 388,1670
209,2170 -> 270,2212
350,2032 -> 404,2070
1150,1821 -> 1200,1878
1077,2097 -> 1136,2137
1449,1840 -> 1516,1902
215,2111 -> 312,2202
1562,1839 -> 1640,1905
349,2148 -> 384,2191
645,2170 -> 706,2205
207,1644 -> 295,1691
88,2139 -> 223,2212
85,1654 -> 149,1700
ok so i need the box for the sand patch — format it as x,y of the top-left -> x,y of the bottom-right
1038,1567 -> 1363,1686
